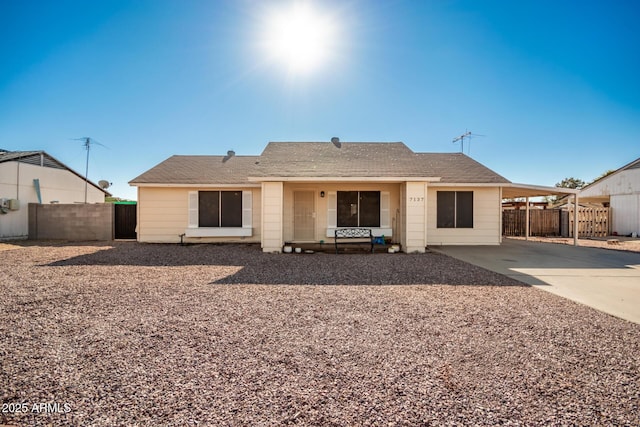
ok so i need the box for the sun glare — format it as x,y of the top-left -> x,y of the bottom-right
263,3 -> 337,74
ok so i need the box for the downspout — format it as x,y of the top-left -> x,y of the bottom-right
573,193 -> 579,246
16,161 -> 19,199
424,183 -> 428,249
525,196 -> 530,240
499,186 -> 503,243
33,179 -> 42,204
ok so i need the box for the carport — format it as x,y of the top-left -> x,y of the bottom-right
501,183 -> 581,245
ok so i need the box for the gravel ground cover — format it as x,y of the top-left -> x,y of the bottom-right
1,242 -> 639,426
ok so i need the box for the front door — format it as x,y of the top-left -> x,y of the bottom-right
294,191 -> 315,241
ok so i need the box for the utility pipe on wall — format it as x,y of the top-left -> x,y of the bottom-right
573,193 -> 579,246
525,196 -> 530,240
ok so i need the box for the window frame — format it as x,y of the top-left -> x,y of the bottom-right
326,190 -> 392,237
337,191 -> 381,227
436,191 -> 474,229
186,190 -> 252,237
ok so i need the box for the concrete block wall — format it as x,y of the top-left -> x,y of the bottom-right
29,203 -> 113,241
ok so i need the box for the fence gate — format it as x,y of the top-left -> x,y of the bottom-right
567,207 -> 609,237
114,203 -> 137,239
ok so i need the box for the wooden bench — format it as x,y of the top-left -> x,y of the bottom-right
334,228 -> 375,254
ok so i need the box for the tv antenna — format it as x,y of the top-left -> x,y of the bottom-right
452,130 -> 485,154
72,137 -> 107,203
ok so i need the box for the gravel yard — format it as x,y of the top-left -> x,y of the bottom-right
1,242 -> 639,426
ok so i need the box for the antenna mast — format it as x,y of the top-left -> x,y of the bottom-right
452,130 -> 485,154
83,137 -> 90,203
452,131 -> 472,153
73,137 -> 106,203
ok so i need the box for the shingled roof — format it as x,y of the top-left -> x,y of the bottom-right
1,149 -> 111,194
130,155 -> 261,185
129,142 -> 510,185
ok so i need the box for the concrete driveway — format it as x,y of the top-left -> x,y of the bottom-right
432,239 -> 640,324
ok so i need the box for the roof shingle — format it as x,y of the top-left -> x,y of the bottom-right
129,142 -> 510,185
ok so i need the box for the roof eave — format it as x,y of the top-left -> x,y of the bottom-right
129,182 -> 261,188
247,176 -> 442,182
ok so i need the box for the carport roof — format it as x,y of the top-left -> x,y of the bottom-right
501,183 -> 580,199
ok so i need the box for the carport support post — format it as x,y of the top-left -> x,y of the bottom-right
525,197 -> 530,240
573,193 -> 579,246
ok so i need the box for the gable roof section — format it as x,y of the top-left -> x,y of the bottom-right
129,142 -> 511,185
412,153 -> 509,183
580,156 -> 640,195
254,142 -> 419,178
0,150 -> 67,169
0,149 -> 111,195
129,155 -> 261,185
253,142 -> 510,183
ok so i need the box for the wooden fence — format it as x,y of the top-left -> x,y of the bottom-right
503,207 -> 609,238
503,210 -> 561,237
567,207 -> 609,237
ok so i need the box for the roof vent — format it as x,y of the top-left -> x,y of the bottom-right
223,150 -> 235,163
330,137 -> 341,148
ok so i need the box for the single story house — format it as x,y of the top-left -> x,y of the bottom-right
129,140 -> 580,252
579,157 -> 640,236
0,149 -> 109,239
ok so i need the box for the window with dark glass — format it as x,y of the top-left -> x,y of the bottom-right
437,191 -> 473,228
337,191 -> 380,227
199,191 -> 242,227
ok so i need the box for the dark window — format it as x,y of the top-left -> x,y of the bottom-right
456,191 -> 473,228
337,191 -> 358,227
436,191 -> 455,228
437,191 -> 473,228
199,191 -> 242,227
221,191 -> 243,227
337,191 -> 380,227
199,191 -> 220,227
359,191 -> 380,227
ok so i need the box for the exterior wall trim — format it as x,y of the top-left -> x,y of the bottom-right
249,176 -> 441,183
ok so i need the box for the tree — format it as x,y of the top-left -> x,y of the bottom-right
555,177 -> 586,190
543,177 -> 586,204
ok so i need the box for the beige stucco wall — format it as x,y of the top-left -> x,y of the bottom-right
281,182 -> 402,243
135,183 -> 503,248
0,161 -> 105,239
426,186 -> 502,245
137,186 -> 261,243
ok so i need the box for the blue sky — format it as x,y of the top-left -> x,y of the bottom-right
1,0 -> 638,200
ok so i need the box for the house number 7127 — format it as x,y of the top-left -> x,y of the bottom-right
409,197 -> 424,202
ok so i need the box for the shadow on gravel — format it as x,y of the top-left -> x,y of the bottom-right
45,243 -> 526,286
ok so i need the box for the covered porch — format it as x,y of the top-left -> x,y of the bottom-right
253,177 -> 439,253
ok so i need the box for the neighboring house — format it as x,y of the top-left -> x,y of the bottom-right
0,149 -> 109,239
129,141 -> 577,252
579,157 -> 640,236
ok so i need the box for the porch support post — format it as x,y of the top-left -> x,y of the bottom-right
261,181 -> 284,253
525,196 -> 530,240
403,181 -> 426,253
573,193 -> 579,246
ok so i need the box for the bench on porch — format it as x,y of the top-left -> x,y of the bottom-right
334,228 -> 376,254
